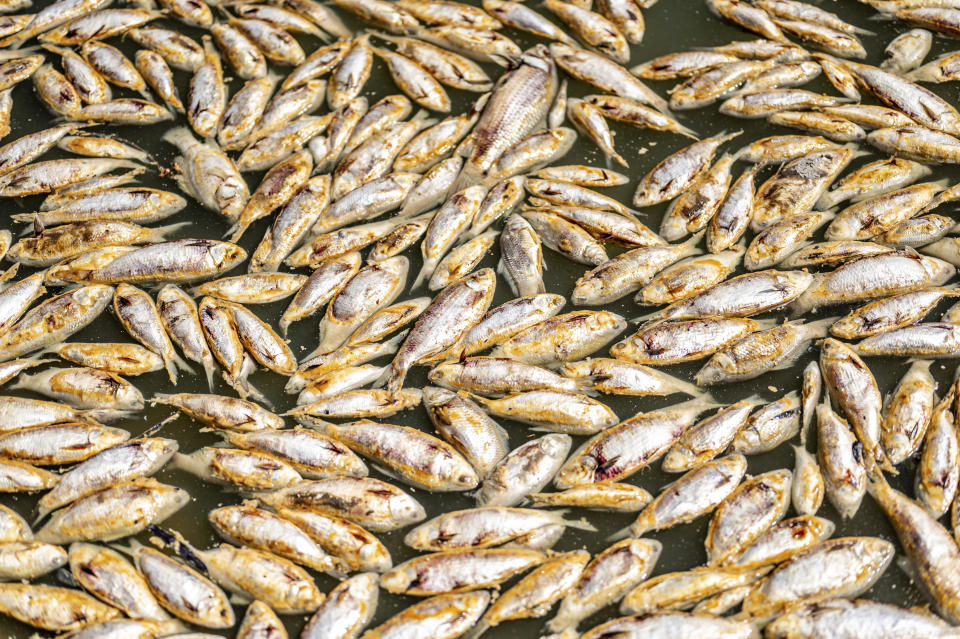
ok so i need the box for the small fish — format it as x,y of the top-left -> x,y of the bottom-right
208,503 -> 343,575
817,401 -> 867,518
173,446 -> 302,490
135,545 -> 234,628
0,284 -> 113,362
548,538 -> 662,631
741,537 -> 894,621
301,573 -> 379,639
882,359 -> 935,465
259,476 -> 425,532
529,482 -> 652,513
819,338 -> 889,470
374,32 -> 493,93
550,41 -> 668,113
589,613 -> 757,638
36,478 -> 188,544
555,398 -> 715,487
67,543 -> 171,621
792,444 -> 825,516
621,564 -> 770,615
630,454 -> 747,535
640,249 -> 742,305
0,583 -> 120,632
359,591 -> 490,639
574,235 -> 700,305
37,437 -> 177,519
705,468 -> 792,564
276,508 -> 391,573
871,466 -> 960,623
766,598 -> 960,638
662,399 -> 759,472
792,250 -> 954,314
706,0 -> 786,40
279,252 -> 361,336
767,111 -> 865,142
660,155 -> 736,241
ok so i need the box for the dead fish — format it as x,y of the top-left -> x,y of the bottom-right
67,543 -> 171,621
662,399 -> 759,472
612,317 -> 773,366
36,478 -> 188,544
818,338 -> 889,470
629,454 -> 747,535
697,319 -> 831,386
574,235 -> 701,305
0,583 -> 120,632
428,356 -> 579,397
767,111 -> 865,142
282,39 -> 350,90
217,76 -> 277,150
301,573 -> 379,639
381,548 -> 544,596
208,503 -> 343,575
581,612 -> 756,639
547,538 -> 662,631
818,157 -> 931,211
621,564 -> 770,615
359,591 -> 490,639
279,252 -> 361,336
129,27 -> 204,72
372,45 -> 450,112
0,540 -> 65,580
793,250 -> 954,315
315,256 -> 408,354
135,545 -> 234,628
226,427 -> 366,479
550,41 -> 669,113
259,476 -> 425,532
706,164 -> 758,253
831,287 -> 960,340
554,398 -> 715,488
482,0 -> 576,44
173,446 -> 302,490
10,365 -> 142,412
816,401 -> 867,519
290,389 -> 421,420
37,437 -> 177,519
660,156 -> 736,240
706,0 -> 786,41
385,268 -> 495,394
163,128 -> 248,222
881,359 -> 934,465
371,32 -> 493,92
249,175 -> 331,272
640,249 -> 742,306
731,392 -> 801,455
478,433 -> 571,507
633,131 -> 739,207
781,240 -> 892,269
151,393 -> 284,432
706,468 -> 793,565
766,598 -> 960,638
729,514 -> 835,570
741,537 -> 894,621
735,135 -> 837,166
752,146 -> 860,231
470,389 -> 617,435
458,44 -> 556,185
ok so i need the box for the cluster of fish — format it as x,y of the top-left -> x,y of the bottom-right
0,0 -> 958,637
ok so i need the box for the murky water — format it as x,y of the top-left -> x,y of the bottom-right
1,0 -> 958,636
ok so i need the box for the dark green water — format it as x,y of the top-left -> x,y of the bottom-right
1,0 -> 959,636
